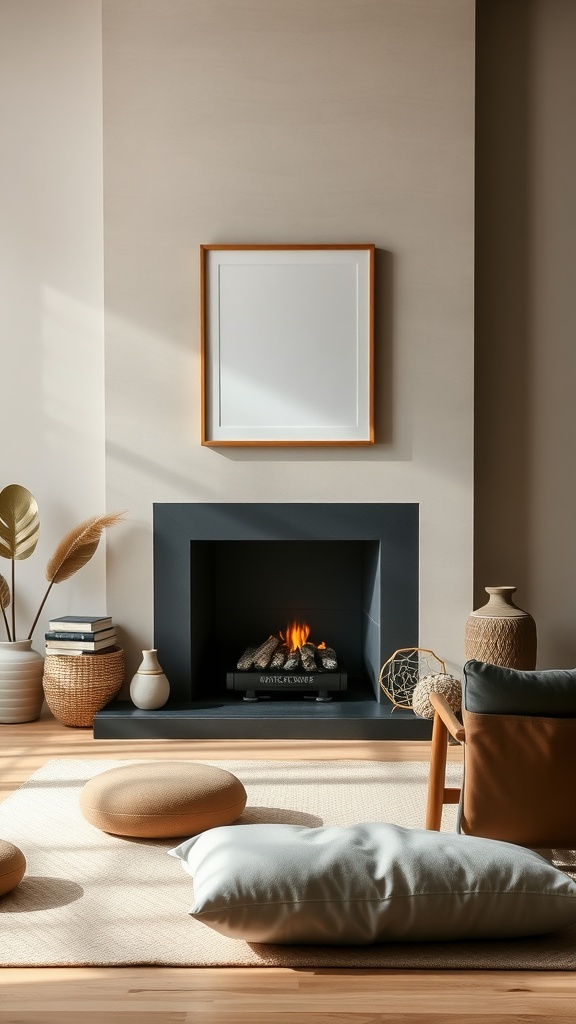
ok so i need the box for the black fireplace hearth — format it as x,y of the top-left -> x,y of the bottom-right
94,503 -> 430,740
94,689 -> 431,740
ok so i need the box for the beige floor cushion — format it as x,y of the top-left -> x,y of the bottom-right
0,840 -> 26,896
80,761 -> 247,838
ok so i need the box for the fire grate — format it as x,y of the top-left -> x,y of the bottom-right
229,622 -> 347,702
226,668 -> 348,703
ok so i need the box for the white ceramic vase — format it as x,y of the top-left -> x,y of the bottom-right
0,640 -> 45,724
129,649 -> 170,710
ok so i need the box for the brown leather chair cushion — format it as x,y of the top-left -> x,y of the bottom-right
80,761 -> 247,838
461,709 -> 576,848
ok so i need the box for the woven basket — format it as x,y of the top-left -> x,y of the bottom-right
43,646 -> 125,727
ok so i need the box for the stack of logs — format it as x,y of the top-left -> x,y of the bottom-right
237,635 -> 338,673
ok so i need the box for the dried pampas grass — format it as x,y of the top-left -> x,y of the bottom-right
28,512 -> 127,638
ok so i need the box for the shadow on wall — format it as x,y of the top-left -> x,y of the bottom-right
474,2 -> 532,614
475,0 -> 576,668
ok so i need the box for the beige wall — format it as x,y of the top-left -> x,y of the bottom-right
103,0 -> 476,680
475,0 -> 576,667
2,0 -> 572,679
0,0 -> 107,642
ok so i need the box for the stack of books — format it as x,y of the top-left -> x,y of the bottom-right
45,616 -> 117,656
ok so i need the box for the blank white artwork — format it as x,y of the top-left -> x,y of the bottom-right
202,246 -> 373,444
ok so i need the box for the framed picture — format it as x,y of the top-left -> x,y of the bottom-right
200,244 -> 375,446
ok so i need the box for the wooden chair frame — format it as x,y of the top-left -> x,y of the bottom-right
425,691 -> 466,831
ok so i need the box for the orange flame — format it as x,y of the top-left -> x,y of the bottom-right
280,621 -> 311,653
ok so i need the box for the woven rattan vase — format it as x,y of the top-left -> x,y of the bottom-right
43,646 -> 125,727
464,586 -> 536,670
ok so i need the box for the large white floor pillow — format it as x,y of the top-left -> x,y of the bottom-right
169,822 -> 576,944
80,761 -> 247,838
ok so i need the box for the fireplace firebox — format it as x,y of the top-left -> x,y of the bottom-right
94,503 -> 431,739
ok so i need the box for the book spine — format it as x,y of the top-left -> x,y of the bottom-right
44,626 -> 114,634
45,637 -> 117,651
45,626 -> 112,634
48,618 -> 112,631
45,648 -> 86,656
45,646 -> 116,656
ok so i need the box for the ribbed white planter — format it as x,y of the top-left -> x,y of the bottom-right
0,640 -> 45,724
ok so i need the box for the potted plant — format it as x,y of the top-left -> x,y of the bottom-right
0,484 -> 124,723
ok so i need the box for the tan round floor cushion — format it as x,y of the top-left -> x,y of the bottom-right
0,840 -> 26,896
80,761 -> 247,838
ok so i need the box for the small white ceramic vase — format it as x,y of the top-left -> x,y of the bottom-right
129,649 -> 170,710
0,639 -> 45,724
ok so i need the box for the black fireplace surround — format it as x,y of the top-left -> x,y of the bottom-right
94,503 -> 431,740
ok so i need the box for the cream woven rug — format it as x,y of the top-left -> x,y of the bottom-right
0,757 -> 575,970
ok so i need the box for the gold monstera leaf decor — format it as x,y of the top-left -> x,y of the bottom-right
0,483 -> 125,642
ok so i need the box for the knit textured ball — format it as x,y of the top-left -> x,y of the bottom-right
412,673 -> 462,719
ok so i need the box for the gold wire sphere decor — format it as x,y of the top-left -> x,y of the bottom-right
378,647 -> 446,710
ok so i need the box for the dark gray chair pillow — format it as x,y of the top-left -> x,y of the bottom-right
463,660 -> 576,716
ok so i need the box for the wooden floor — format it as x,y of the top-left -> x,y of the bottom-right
1,708 -> 576,1023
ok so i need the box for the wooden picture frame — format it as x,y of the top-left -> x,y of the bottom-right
200,244 -> 375,446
